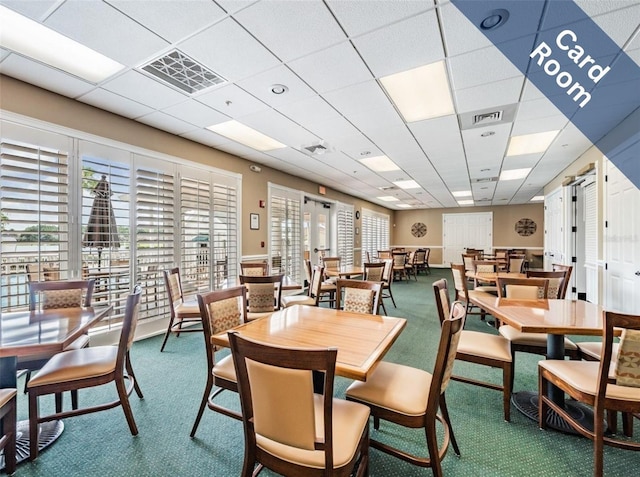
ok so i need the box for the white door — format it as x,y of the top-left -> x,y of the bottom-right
303,199 -> 331,266
605,160 -> 640,314
442,212 -> 492,265
544,189 -> 566,269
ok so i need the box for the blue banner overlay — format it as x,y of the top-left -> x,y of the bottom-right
451,0 -> 640,188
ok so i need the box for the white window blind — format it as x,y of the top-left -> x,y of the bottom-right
212,181 -> 238,288
1,134 -> 70,310
336,203 -> 354,266
180,174 -> 211,295
270,186 -> 302,283
584,181 -> 597,265
361,208 -> 389,263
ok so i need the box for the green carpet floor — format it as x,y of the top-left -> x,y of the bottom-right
11,268 -> 639,476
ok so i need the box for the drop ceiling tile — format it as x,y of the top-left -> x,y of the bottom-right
214,0 -> 258,15
438,2 -> 493,57
233,1 -> 346,62
323,80 -> 393,118
178,18 -> 280,83
409,116 -> 467,178
44,1 -> 169,67
304,116 -> 362,146
288,42 -> 372,93
0,54 -> 96,98
502,152 -> 544,169
516,97 -> 564,121
106,0 -> 226,43
180,129 -> 231,148
0,0 -> 59,21
454,76 -> 524,114
102,70 -> 187,109
277,95 -> 338,125
236,65 -> 316,107
0,48 -> 9,61
196,84 -> 268,118
137,111 -> 196,135
352,10 -> 444,78
511,116 -> 568,136
347,105 -> 404,138
448,42 -> 529,91
163,100 -> 229,128
240,109 -> 319,147
330,133 -> 378,159
327,0 -> 432,37
78,88 -> 154,119
462,123 -> 511,170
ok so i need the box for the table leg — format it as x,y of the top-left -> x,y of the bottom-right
512,333 -> 597,434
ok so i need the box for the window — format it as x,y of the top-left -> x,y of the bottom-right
361,208 -> 389,263
336,203 -> 354,266
269,184 -> 302,283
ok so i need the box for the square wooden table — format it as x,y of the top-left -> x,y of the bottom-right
211,304 -> 406,382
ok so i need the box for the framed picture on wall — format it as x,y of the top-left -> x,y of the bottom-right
250,213 -> 260,230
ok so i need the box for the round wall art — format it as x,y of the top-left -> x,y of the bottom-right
411,222 -> 427,238
515,218 -> 537,237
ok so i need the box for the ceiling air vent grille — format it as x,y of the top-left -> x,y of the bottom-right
141,49 -> 226,94
473,110 -> 502,125
379,186 -> 397,191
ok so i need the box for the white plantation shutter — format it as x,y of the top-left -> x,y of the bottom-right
336,203 -> 354,266
212,181 -> 239,288
0,130 -> 70,310
361,208 -> 389,263
180,174 -> 211,294
269,185 -> 302,283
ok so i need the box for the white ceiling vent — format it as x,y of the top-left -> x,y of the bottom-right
140,50 -> 226,94
378,185 -> 397,191
473,110 -> 502,125
304,144 -> 328,154
472,177 -> 499,183
459,104 -> 517,130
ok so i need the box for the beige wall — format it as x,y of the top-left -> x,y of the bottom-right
393,203 -> 544,264
0,76 -> 390,257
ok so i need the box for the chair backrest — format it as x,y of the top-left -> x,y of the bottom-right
473,259 -> 497,273
28,279 -> 95,311
240,262 -> 268,277
303,259 -> 313,284
526,270 -> 566,298
392,252 -> 407,268
364,262 -> 385,282
606,311 -> 640,388
116,285 -> 143,372
307,265 -> 325,304
322,256 -> 340,272
432,278 -> 451,326
163,267 -> 185,310
414,249 -> 426,264
450,263 -> 469,300
462,253 -> 476,272
552,264 -> 574,298
381,258 -> 393,284
497,277 -> 549,299
197,286 -> 247,359
335,279 -> 382,315
240,274 -> 284,313
508,254 -> 526,273
228,331 -> 339,473
428,302 -> 466,416
377,250 -> 391,260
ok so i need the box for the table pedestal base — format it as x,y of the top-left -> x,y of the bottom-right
512,391 -> 596,434
0,420 -> 63,469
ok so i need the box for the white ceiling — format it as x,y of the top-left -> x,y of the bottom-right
1,0 -> 639,209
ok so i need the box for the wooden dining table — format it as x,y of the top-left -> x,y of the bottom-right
468,290 -> 606,432
0,305 -> 112,466
325,265 -> 364,279
211,304 -> 406,382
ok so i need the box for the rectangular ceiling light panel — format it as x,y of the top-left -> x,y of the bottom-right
377,196 -> 399,202
359,155 -> 400,172
506,130 -> 559,156
380,61 -> 454,122
500,168 -> 531,181
452,190 -> 472,197
141,49 -> 226,94
0,5 -> 124,83
207,120 -> 286,151
393,179 -> 420,189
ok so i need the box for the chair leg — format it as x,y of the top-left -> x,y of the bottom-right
28,391 -> 39,461
387,287 -> 396,307
116,377 -> 138,436
190,375 -> 213,438
1,394 -> 16,475
439,394 -> 460,456
71,390 -> 79,410
425,418 -> 443,477
126,355 -> 144,399
55,393 -> 63,413
23,370 -> 31,394
160,315 -> 176,352
503,363 -> 513,422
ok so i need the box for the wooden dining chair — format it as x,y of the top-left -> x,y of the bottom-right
497,277 -> 580,365
239,274 -> 283,321
433,279 -> 513,421
391,251 -> 408,282
0,388 -> 17,475
27,286 -> 144,461
364,262 -> 386,313
228,332 -> 370,477
346,302 -> 466,476
526,270 -> 567,299
281,264 -> 325,308
190,286 -> 247,437
335,279 -> 382,315
21,279 -> 96,401
160,267 -> 203,352
302,259 -> 336,307
450,263 -> 487,321
471,259 -> 499,293
539,310 -> 640,477
552,263 -> 574,298
239,261 -> 268,277
322,256 -> 341,281
507,253 -> 526,273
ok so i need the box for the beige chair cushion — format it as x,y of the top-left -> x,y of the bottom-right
343,288 -> 374,314
0,388 -> 17,408
499,325 -> 579,350
458,331 -> 512,362
208,297 -> 242,335
577,341 -> 619,360
247,284 -> 276,313
42,289 -> 83,309
539,360 -> 640,401
474,286 -> 498,294
256,394 -> 369,470
175,298 -> 200,317
17,335 -> 90,365
28,347 -> 118,388
616,329 -> 640,387
346,361 -> 431,417
281,295 -> 316,308
212,353 -> 236,382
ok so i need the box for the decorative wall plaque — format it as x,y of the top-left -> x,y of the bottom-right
411,222 -> 427,238
515,218 -> 537,236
